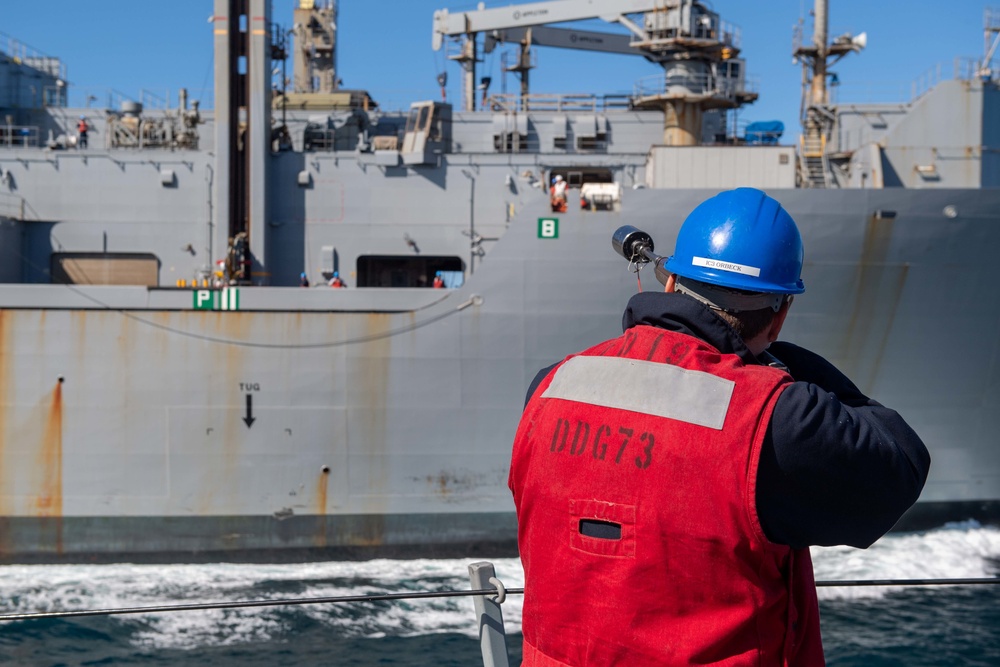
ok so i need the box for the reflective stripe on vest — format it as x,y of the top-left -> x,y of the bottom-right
542,356 -> 734,429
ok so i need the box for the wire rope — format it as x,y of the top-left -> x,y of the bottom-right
2,577 -> 999,623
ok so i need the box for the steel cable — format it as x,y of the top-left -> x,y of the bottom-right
2,578 -> 999,623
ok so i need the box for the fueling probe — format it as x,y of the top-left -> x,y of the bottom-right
612,225 -> 671,287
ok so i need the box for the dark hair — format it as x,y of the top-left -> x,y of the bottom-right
713,306 -> 776,341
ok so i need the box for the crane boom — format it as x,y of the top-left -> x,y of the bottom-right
432,0 -> 663,50
485,25 -> 649,59
430,0 -> 756,144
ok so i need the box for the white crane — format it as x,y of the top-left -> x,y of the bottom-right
433,0 -> 756,146
433,1 -> 672,111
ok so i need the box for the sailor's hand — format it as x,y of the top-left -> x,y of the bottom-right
768,341 -> 869,406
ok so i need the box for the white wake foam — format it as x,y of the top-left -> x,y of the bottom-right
0,523 -> 996,649
811,520 -> 1000,600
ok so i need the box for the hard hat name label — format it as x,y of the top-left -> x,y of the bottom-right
692,256 -> 761,277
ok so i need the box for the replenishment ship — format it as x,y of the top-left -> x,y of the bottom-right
0,0 -> 997,562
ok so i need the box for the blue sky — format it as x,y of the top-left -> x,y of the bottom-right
3,1 -> 995,141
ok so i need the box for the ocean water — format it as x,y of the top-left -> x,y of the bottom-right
0,522 -> 997,666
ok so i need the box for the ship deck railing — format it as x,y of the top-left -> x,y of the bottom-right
485,93 -> 635,113
0,31 -> 65,79
633,72 -> 760,101
830,56 -> 999,106
0,561 -> 997,666
0,192 -> 28,220
0,124 -> 40,148
35,87 -> 195,113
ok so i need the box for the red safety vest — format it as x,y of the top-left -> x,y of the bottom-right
510,325 -> 824,666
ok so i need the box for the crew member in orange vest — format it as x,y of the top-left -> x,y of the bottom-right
432,271 -> 445,288
510,188 -> 930,666
77,116 -> 89,149
328,271 -> 345,288
549,174 -> 568,213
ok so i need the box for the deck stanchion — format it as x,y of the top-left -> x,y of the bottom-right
468,561 -> 510,667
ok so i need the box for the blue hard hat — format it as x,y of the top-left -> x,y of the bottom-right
435,271 -> 442,277
665,188 -> 804,294
333,271 -> 339,277
300,272 -> 307,278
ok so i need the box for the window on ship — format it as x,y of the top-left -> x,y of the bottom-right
356,255 -> 464,288
405,105 -> 430,136
549,168 -> 615,188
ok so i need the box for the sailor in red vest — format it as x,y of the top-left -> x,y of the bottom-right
510,187 -> 930,666
328,271 -> 345,288
432,271 -> 445,288
77,116 -> 89,149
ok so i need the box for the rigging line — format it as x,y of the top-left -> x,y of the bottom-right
816,577 -> 1000,588
62,286 -> 481,349
5,227 -> 472,349
197,45 -> 214,108
3,576 -> 1000,623
0,587 -> 527,623
118,301 -> 472,349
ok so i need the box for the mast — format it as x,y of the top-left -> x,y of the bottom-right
293,0 -> 338,94
810,0 -> 828,107
793,0 -> 865,188
213,0 -> 272,285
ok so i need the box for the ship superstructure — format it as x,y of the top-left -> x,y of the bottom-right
0,0 -> 998,562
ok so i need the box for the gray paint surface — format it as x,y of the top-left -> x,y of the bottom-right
0,6 -> 998,561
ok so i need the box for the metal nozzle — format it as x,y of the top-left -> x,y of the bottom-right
612,225 -> 654,261
612,225 -> 671,286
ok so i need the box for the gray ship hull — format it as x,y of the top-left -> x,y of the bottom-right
1,186 -> 999,562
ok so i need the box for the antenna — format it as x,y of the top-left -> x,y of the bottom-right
791,0 -> 867,188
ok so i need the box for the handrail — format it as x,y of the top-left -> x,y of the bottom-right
0,569 -> 994,623
633,72 -> 760,100
0,564 -> 996,667
0,125 -> 40,148
0,31 -> 65,79
0,585 -> 523,623
485,93 -> 633,113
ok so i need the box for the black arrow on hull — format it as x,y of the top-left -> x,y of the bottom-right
243,394 -> 256,428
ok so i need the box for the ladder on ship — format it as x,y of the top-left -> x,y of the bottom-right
799,133 -> 828,188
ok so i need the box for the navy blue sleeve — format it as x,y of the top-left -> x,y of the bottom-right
525,362 -> 559,408
755,341 -> 931,549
